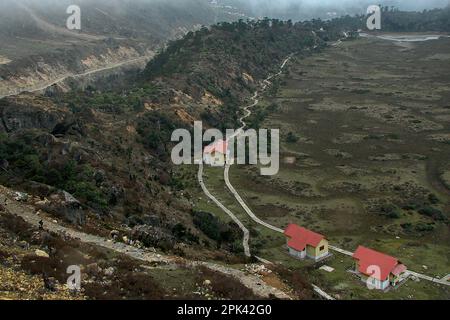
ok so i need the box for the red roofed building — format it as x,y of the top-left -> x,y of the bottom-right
352,246 -> 408,290
203,139 -> 230,166
284,224 -> 329,261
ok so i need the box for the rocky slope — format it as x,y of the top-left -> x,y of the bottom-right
0,186 -> 298,300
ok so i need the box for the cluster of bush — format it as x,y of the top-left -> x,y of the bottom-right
136,110 -> 187,160
58,84 -> 160,114
192,211 -> 240,251
377,198 -> 448,235
0,133 -> 108,210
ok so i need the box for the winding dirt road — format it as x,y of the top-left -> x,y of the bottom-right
0,55 -> 153,100
0,187 -> 290,299
198,163 -> 251,257
197,55 -> 293,258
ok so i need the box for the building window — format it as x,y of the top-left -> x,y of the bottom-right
319,245 -> 325,251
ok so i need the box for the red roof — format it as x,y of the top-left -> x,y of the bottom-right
352,246 -> 405,281
204,139 -> 228,155
284,224 -> 325,252
392,264 -> 407,276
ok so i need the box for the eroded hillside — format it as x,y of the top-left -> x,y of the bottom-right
0,0 -> 243,97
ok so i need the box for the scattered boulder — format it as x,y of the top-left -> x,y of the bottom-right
110,230 -> 120,239
18,241 -> 29,249
125,214 -> 161,228
35,249 -> 50,258
38,190 -> 86,225
14,192 -> 29,202
104,267 -> 115,277
245,264 -> 272,276
203,280 -> 212,286
131,225 -> 175,250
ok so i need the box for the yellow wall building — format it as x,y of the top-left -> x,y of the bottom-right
284,224 -> 330,261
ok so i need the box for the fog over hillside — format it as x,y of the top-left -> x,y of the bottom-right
218,0 -> 450,20
2,0 -> 449,21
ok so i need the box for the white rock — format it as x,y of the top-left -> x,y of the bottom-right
104,267 -> 115,276
35,249 -> 49,258
14,192 -> 29,202
203,280 -> 212,286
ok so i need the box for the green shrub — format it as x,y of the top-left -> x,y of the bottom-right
418,206 -> 446,221
379,204 -> 402,219
415,222 -> 436,232
192,211 -> 222,241
286,132 -> 299,143
192,211 -> 238,245
428,194 -> 440,205
0,135 -> 108,210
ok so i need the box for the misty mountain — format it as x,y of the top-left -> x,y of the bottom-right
0,0 -> 242,97
220,0 -> 450,20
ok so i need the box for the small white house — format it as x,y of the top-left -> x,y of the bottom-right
203,139 -> 230,167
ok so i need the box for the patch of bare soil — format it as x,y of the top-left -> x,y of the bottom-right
0,55 -> 11,65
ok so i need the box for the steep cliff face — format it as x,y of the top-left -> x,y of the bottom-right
0,95 -> 68,133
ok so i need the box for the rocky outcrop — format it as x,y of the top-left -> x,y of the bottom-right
51,119 -> 84,137
0,95 -> 67,133
36,190 -> 86,225
131,225 -> 175,250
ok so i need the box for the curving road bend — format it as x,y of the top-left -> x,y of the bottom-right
225,55 -> 292,234
224,164 -> 284,234
198,163 -> 251,257
197,55 -> 293,258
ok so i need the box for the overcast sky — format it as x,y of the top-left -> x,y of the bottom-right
5,0 -> 450,10
2,0 -> 449,21
220,0 -> 450,20
242,0 -> 449,10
